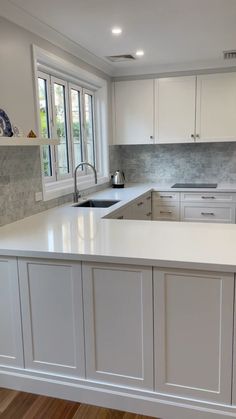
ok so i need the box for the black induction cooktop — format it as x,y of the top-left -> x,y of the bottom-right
171,183 -> 218,188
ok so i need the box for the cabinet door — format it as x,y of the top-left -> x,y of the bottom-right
18,259 -> 85,377
156,76 -> 196,143
83,262 -> 153,390
154,268 -> 234,403
113,80 -> 154,145
0,257 -> 23,368
196,73 -> 236,142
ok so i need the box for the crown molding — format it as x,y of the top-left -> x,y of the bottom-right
111,58 -> 236,78
1,0 -> 114,76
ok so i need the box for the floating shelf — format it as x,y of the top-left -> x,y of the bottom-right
0,137 -> 59,146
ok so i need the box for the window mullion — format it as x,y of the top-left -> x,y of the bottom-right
82,89 -> 87,175
50,77 -> 59,181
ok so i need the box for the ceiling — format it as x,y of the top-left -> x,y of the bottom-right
4,0 -> 236,76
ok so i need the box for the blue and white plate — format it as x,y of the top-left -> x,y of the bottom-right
0,109 -> 13,137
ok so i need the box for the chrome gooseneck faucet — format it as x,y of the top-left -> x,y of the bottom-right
73,162 -> 98,203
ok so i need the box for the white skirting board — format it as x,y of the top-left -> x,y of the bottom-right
0,370 -> 236,419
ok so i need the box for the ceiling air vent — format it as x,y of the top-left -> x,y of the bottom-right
106,54 -> 136,63
223,50 -> 236,60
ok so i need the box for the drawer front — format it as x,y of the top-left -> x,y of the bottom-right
152,191 -> 180,205
181,204 -> 235,223
152,205 -> 180,221
181,192 -> 235,203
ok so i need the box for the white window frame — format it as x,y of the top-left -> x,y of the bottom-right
68,83 -> 84,172
83,88 -> 96,169
36,71 -> 56,182
51,76 -> 73,180
33,45 -> 109,201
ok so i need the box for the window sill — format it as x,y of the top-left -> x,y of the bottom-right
43,175 -> 109,201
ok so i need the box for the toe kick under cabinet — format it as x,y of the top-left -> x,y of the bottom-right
152,191 -> 236,223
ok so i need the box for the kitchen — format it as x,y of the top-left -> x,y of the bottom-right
1,1 -> 236,418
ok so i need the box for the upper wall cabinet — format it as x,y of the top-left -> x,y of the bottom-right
156,76 -> 196,143
113,72 -> 236,145
196,73 -> 236,142
113,80 -> 154,145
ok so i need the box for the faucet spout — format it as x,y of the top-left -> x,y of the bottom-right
73,162 -> 98,203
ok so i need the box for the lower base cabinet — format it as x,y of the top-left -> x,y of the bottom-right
18,259 -> 85,378
82,262 -> 154,389
1,256 -> 236,415
154,268 -> 234,403
0,257 -> 24,368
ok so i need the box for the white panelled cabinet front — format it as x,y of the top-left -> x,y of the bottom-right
0,257 -> 24,368
113,80 -> 154,145
154,268 -> 234,403
196,72 -> 236,142
18,259 -> 85,377
82,262 -> 153,389
156,76 -> 196,143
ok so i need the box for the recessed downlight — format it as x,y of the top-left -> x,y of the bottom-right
136,49 -> 144,57
112,27 -> 122,35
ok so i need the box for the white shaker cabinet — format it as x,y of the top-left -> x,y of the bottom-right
196,72 -> 236,142
156,76 -> 196,143
0,257 -> 24,368
18,259 -> 85,377
154,268 -> 234,403
82,262 -> 154,389
113,80 -> 154,145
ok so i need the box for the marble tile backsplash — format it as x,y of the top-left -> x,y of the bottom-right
0,147 -> 72,227
109,143 -> 236,184
0,147 -> 110,227
2,142 -> 236,227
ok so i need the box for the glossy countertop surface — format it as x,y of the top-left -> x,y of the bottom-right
1,183 -> 236,271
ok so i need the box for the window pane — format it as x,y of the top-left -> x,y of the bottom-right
54,83 -> 70,175
84,93 -> 95,166
71,89 -> 83,167
38,77 -> 52,177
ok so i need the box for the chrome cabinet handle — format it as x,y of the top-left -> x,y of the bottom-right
146,212 -> 152,216
160,195 -> 173,198
191,134 -> 195,139
201,212 -> 215,216
196,134 -> 200,139
160,211 -> 172,214
117,215 -> 124,219
146,196 -> 151,200
201,196 -> 216,199
137,202 -> 144,206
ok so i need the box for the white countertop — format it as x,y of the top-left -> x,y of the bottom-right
1,182 -> 236,272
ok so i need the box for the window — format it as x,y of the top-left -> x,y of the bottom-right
37,72 -> 98,187
38,75 -> 53,177
34,46 -> 109,201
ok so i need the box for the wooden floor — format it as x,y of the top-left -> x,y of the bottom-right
0,388 -> 156,419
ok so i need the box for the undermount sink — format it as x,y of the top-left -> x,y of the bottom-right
73,199 -> 120,208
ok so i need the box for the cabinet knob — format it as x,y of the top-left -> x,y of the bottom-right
195,134 -> 200,139
191,134 -> 195,139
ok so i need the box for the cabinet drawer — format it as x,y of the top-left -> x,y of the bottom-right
181,192 -> 235,203
152,205 -> 179,221
152,191 -> 180,205
181,204 -> 235,223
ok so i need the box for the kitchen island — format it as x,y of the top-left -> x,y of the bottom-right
1,183 -> 236,419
